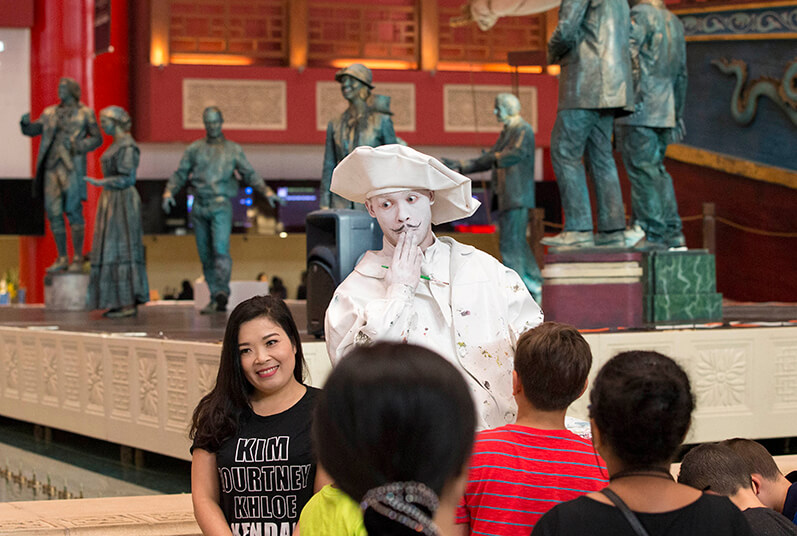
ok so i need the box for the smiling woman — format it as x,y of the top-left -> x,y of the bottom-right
188,295 -> 328,536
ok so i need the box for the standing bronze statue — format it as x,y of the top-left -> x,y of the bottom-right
20,77 -> 103,272
162,106 -> 281,314
541,0 -> 634,248
441,93 -> 542,302
320,64 -> 397,209
615,0 -> 687,251
85,106 -> 150,318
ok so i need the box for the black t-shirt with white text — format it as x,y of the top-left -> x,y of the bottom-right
215,386 -> 319,536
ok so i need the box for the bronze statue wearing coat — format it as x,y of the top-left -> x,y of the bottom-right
20,77 -> 102,272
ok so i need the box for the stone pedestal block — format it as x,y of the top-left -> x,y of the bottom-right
44,273 -> 89,311
643,249 -> 722,323
542,251 -> 645,329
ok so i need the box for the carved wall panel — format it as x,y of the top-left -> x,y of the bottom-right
443,84 -> 538,133
2,334 -> 19,396
166,352 -> 189,432
61,340 -> 81,411
1,326 -> 794,462
195,355 -> 220,398
110,345 -> 132,420
773,338 -> 797,410
692,341 -> 753,415
136,349 -> 160,424
19,336 -> 38,403
315,81 -> 416,132
182,79 -> 287,130
84,343 -> 105,416
40,339 -> 59,406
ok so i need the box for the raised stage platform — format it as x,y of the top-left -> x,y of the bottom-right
1,301 -> 796,462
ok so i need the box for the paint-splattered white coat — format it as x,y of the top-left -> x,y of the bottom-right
325,235 -> 543,430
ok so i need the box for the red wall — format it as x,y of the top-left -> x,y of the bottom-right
0,0 -> 34,26
132,64 -> 559,148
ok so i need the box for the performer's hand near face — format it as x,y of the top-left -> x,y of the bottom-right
385,232 -> 422,291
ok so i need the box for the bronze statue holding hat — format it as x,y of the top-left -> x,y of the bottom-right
320,63 -> 397,210
324,144 -> 543,431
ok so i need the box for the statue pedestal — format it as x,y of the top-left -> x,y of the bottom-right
644,250 -> 722,323
542,251 -> 645,329
44,273 -> 89,311
193,281 -> 271,312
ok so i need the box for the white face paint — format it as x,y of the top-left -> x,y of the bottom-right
366,189 -> 435,250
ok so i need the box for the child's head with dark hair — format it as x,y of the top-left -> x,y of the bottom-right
313,342 -> 476,535
590,351 -> 694,468
721,438 -> 782,481
190,295 -> 305,451
515,322 -> 592,411
678,442 -> 753,495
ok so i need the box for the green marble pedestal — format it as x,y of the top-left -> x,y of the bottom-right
644,250 -> 722,322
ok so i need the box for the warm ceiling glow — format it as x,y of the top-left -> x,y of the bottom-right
330,59 -> 417,71
436,62 -> 545,74
546,65 -> 561,76
151,41 -> 167,66
170,54 -> 256,66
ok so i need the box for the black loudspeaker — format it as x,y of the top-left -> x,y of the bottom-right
306,209 -> 383,338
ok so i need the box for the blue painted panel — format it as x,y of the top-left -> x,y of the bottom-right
683,40 -> 797,171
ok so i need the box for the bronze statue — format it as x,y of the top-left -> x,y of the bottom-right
442,93 -> 542,302
541,0 -> 634,248
615,0 -> 687,251
162,106 -> 282,314
85,106 -> 150,318
20,77 -> 102,271
320,64 -> 397,209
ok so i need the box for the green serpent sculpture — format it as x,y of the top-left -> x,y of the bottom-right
711,57 -> 797,126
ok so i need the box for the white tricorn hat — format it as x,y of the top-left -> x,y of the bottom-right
330,144 -> 481,225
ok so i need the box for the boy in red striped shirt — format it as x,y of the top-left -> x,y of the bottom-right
455,322 -> 608,536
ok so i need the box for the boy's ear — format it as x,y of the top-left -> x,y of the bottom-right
751,474 -> 762,495
578,379 -> 589,398
512,370 -> 522,396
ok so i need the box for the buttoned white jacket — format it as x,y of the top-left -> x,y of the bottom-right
325,236 -> 543,430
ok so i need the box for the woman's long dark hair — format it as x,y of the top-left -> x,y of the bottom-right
190,295 -> 305,452
313,342 -> 476,535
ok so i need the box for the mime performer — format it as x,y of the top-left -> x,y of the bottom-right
324,145 -> 543,431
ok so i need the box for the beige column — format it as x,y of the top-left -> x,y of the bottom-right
419,0 -> 439,72
289,0 -> 309,70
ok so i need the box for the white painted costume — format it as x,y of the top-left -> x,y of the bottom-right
324,145 -> 543,430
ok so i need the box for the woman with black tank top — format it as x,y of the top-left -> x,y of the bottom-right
532,351 -> 752,536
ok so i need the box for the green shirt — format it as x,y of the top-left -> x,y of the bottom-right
299,484 -> 367,536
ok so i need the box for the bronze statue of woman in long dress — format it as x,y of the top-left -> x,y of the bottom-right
85,106 -> 149,318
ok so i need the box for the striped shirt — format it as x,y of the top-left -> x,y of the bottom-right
456,424 -> 608,535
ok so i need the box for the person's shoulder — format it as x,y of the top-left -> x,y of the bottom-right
743,506 -> 797,533
303,385 -> 322,403
224,138 -> 245,151
186,138 -> 206,151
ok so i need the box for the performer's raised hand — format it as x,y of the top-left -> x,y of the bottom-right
385,232 -> 422,291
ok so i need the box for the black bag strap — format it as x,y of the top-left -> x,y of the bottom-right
601,488 -> 651,536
